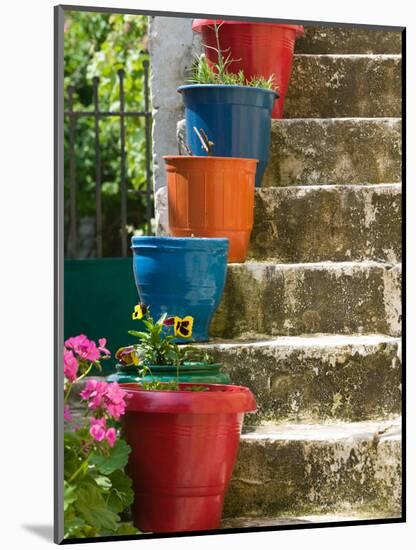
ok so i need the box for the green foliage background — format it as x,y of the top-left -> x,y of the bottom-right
64,12 -> 152,257
64,432 -> 137,538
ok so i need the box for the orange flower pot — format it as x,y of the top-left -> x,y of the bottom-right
164,156 -> 257,263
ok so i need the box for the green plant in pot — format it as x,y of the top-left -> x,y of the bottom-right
63,334 -> 138,539
178,22 -> 279,187
106,304 -> 231,385
113,304 -> 257,533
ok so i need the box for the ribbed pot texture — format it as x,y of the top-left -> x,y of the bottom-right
192,20 -> 304,118
121,383 -> 257,533
164,156 -> 257,263
178,84 -> 276,186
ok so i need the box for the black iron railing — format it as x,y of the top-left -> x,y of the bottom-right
65,59 -> 153,258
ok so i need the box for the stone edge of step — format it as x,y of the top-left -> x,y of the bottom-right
293,53 -> 402,59
221,510 -> 402,528
197,333 -> 401,350
179,117 -> 402,128
227,260 -> 402,270
271,116 -> 402,124
240,417 -> 402,443
256,182 -> 402,192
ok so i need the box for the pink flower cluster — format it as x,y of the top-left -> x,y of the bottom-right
64,404 -> 72,422
89,418 -> 116,447
63,335 -> 110,383
65,334 -> 110,363
80,380 -> 130,421
79,380 -> 130,446
64,350 -> 78,383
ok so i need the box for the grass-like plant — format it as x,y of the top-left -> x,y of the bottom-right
188,23 -> 276,90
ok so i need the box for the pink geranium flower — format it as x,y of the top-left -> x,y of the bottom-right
106,401 -> 126,420
65,334 -> 100,362
104,383 -> 129,420
105,427 -> 116,447
79,380 -> 130,420
98,338 -> 111,356
64,350 -> 78,382
64,405 -> 72,422
80,379 -> 102,400
89,417 -> 107,442
80,379 -> 108,410
105,382 -> 126,404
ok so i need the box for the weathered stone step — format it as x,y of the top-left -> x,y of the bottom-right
250,183 -> 402,263
199,335 -> 401,424
222,509 -> 401,529
211,261 -> 401,338
263,118 -> 401,187
223,418 -> 401,518
296,26 -> 402,55
285,54 -> 401,118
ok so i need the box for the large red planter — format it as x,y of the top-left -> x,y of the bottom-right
121,383 -> 256,533
192,19 -> 304,118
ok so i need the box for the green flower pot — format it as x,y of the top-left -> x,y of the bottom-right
106,362 -> 231,385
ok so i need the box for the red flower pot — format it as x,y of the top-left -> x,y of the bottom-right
121,383 -> 256,533
193,19 -> 304,118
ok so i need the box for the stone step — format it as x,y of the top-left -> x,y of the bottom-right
211,261 -> 401,338
296,26 -> 402,55
199,335 -> 401,424
285,54 -> 401,118
222,510 -> 401,529
263,118 -> 401,187
223,418 -> 401,518
250,183 -> 401,263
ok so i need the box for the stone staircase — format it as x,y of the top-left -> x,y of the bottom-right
199,25 -> 402,525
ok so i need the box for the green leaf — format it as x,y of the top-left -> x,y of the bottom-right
64,516 -> 86,539
64,430 -> 84,446
156,312 -> 167,325
128,330 -> 148,339
94,475 -> 112,490
116,522 -> 139,535
89,439 -> 131,475
106,469 -> 135,513
74,484 -> 120,532
64,481 -> 77,511
142,319 -> 155,331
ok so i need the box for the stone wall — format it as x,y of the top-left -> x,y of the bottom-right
148,16 -> 200,234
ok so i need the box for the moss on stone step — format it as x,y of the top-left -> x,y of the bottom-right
211,262 -> 401,338
286,55 -> 401,118
201,335 -> 401,424
250,184 -> 401,262
296,26 -> 402,55
223,420 -> 401,518
262,119 -> 401,187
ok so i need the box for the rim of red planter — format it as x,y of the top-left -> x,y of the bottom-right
121,382 -> 257,414
192,19 -> 305,37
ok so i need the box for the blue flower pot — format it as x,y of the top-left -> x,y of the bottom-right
131,236 -> 229,342
178,84 -> 278,187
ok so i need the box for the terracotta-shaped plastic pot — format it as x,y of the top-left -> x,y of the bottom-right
121,382 -> 257,533
131,236 -> 228,342
178,85 -> 276,187
192,19 -> 304,118
164,156 -> 257,263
